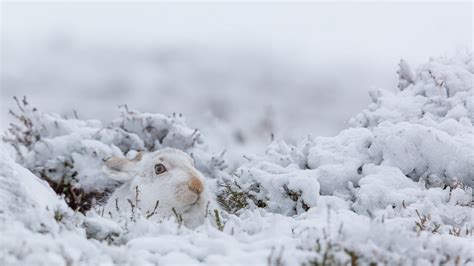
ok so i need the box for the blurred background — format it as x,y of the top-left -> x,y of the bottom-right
1,2 -> 472,155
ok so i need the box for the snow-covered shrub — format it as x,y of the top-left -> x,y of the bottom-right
219,52 -> 473,215
219,140 -> 319,215
4,100 -> 228,212
368,121 -> 473,187
350,52 -> 474,188
352,52 -> 473,127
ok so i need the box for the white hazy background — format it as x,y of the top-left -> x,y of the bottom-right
1,2 -> 472,150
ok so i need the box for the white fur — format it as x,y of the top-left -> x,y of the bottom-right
102,148 -> 214,228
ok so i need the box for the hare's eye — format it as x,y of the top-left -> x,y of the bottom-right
154,164 -> 167,175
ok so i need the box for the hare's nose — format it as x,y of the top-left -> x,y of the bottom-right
188,176 -> 203,195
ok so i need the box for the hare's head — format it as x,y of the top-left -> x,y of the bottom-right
103,148 -> 208,215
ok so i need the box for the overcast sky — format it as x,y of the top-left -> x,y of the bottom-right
1,2 -> 472,135
3,2 -> 471,60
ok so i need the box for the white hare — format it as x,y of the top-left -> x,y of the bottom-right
102,148 -> 215,228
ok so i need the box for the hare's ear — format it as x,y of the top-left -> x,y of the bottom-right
103,153 -> 142,181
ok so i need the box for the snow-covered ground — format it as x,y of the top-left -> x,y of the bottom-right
0,53 -> 472,265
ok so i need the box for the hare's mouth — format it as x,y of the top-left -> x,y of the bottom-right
182,202 -> 198,213
182,196 -> 201,213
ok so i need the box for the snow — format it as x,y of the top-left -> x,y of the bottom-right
0,54 -> 473,265
0,143 -> 67,233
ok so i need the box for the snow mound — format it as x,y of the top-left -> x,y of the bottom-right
0,147 -> 102,265
0,144 -> 67,232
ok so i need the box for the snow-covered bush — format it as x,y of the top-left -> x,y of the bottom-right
353,53 -> 473,127
218,139 -> 320,215
219,52 -> 473,217
4,100 -> 228,212
351,52 -> 473,188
